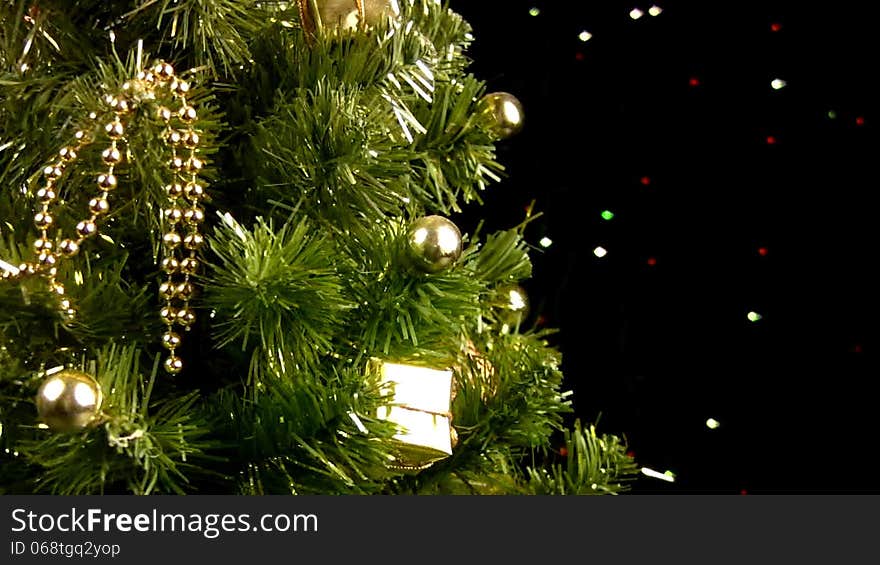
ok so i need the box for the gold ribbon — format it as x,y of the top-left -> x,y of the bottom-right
389,404 -> 452,421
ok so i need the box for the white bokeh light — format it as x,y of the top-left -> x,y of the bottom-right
73,382 -> 98,407
412,227 -> 428,245
641,467 -> 675,482
436,226 -> 460,253
502,100 -> 522,127
0,259 -> 21,277
508,289 -> 527,311
41,378 -> 65,402
630,8 -> 644,20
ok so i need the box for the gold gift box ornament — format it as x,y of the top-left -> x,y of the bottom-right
370,359 -> 456,471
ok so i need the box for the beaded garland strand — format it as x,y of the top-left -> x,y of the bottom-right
154,62 -> 207,375
0,61 -> 207,375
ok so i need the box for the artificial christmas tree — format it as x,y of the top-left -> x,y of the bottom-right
0,0 -> 637,494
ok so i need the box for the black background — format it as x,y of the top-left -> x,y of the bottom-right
450,0 -> 878,492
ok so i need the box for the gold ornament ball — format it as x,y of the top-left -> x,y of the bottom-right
316,0 -> 358,32
361,0 -> 398,26
495,283 -> 529,326
406,215 -> 463,273
36,370 -> 102,432
316,0 -> 397,32
478,92 -> 525,139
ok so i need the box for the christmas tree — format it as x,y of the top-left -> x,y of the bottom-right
0,0 -> 637,495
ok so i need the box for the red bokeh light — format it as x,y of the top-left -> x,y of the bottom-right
688,77 -> 700,87
770,23 -> 782,32
758,247 -> 768,256
647,257 -> 657,266
640,176 -> 651,186
856,116 -> 865,126
766,135 -> 777,145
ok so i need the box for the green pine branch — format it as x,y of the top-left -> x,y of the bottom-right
335,217 -> 484,360
209,362 -> 399,494
121,0 -> 266,77
18,344 -> 218,494
524,420 -> 641,495
205,213 -> 353,381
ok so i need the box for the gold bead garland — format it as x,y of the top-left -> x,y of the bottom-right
2,60 -> 208,375
27,107 -> 122,320
155,66 -> 207,375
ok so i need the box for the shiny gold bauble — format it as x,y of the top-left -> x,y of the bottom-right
478,92 -> 525,139
315,0 -> 398,32
316,0 -> 359,31
406,215 -> 463,274
36,370 -> 102,432
494,283 -> 529,326
361,0 -> 398,26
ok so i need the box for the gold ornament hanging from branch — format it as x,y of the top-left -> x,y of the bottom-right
477,92 -> 525,139
298,0 -> 399,39
319,0 -> 362,31
405,215 -> 463,274
36,369 -> 103,432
